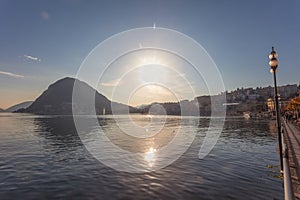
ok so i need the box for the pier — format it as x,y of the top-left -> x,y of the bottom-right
282,119 -> 300,199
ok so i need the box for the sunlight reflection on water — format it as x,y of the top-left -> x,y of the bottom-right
144,147 -> 157,167
0,113 -> 283,199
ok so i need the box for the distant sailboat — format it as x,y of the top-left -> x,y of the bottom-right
102,107 -> 106,115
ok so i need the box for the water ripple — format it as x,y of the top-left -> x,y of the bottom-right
0,114 -> 283,199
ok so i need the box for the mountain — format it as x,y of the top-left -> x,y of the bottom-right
21,77 -> 138,115
6,101 -> 33,112
0,108 -> 4,112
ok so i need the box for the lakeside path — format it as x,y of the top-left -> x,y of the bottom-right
283,119 -> 300,199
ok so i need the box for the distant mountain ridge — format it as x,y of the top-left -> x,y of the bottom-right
21,77 -> 138,115
16,77 -> 298,116
16,77 -> 223,116
6,101 -> 33,112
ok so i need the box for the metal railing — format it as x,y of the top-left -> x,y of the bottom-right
281,121 -> 295,200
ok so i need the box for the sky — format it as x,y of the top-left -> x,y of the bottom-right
0,0 -> 300,109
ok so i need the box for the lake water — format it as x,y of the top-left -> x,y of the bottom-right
0,113 -> 283,199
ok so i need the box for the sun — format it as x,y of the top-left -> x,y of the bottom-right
138,55 -> 164,66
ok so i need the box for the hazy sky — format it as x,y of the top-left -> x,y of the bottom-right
0,0 -> 300,109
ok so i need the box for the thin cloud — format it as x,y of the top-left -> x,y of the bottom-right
0,70 -> 24,78
24,55 -> 41,62
100,79 -> 122,87
40,11 -> 50,20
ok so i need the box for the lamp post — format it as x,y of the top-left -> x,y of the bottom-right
269,46 -> 283,171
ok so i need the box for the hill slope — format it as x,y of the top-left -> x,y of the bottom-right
23,77 -> 137,115
6,101 -> 33,112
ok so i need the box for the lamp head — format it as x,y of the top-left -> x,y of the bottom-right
269,47 -> 278,59
269,46 -> 278,69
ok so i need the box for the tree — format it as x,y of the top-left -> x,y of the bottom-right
286,96 -> 300,111
285,95 -> 300,120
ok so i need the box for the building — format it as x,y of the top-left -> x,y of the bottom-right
267,98 -> 275,112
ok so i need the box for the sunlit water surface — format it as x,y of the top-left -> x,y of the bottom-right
0,113 -> 283,199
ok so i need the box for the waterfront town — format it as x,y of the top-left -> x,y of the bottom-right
223,83 -> 300,120
136,83 -> 300,120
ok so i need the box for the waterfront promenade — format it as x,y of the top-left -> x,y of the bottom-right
283,120 -> 300,199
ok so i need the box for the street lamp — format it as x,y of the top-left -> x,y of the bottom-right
269,46 -> 283,171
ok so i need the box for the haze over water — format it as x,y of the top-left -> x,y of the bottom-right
0,113 -> 283,199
